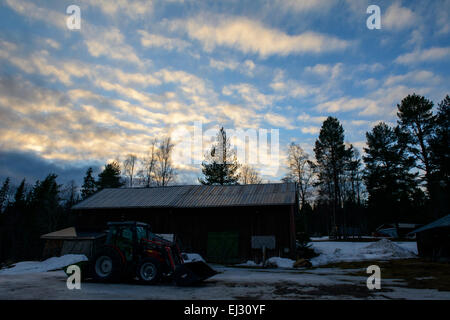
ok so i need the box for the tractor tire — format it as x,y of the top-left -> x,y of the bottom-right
136,258 -> 161,285
91,247 -> 124,282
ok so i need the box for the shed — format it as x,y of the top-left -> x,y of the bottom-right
40,227 -> 106,259
72,183 -> 299,264
410,214 -> 450,262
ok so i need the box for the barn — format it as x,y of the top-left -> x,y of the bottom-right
72,183 -> 299,264
410,214 -> 450,262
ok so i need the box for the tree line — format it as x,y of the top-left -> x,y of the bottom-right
0,93 -> 448,262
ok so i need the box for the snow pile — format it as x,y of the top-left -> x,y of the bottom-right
236,260 -> 262,267
264,257 -> 295,269
0,254 -> 88,275
360,239 -> 416,259
310,239 -> 417,266
182,253 -> 206,263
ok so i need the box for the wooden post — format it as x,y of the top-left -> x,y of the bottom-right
262,245 -> 266,265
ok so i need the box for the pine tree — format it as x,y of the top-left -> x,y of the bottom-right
199,127 -> 240,185
363,123 -> 419,227
428,95 -> 450,217
81,167 -> 97,199
314,117 -> 351,234
97,161 -> 125,190
396,94 -> 435,194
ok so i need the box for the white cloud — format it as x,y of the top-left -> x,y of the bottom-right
87,0 -> 154,18
273,0 -> 338,13
264,112 -> 296,130
138,30 -> 191,51
395,47 -> 450,64
169,16 -> 350,57
384,70 -> 440,86
222,83 -> 277,109
305,63 -> 343,78
297,112 -> 327,124
383,2 -> 417,30
209,58 -> 256,76
301,126 -> 320,134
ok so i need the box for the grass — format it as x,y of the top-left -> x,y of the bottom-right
320,258 -> 450,291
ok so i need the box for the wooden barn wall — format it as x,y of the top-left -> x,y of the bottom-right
74,205 -> 296,263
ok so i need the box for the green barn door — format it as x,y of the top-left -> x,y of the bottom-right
207,232 -> 239,264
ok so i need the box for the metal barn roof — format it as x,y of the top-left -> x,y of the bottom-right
410,214 -> 450,234
72,183 -> 297,210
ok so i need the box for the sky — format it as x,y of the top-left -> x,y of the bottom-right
0,0 -> 449,187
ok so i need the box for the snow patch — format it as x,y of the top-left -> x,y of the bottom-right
182,253 -> 205,263
310,239 -> 417,266
236,260 -> 262,267
0,254 -> 88,275
264,257 -> 295,269
360,239 -> 416,259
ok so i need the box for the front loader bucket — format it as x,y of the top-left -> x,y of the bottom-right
174,261 -> 218,286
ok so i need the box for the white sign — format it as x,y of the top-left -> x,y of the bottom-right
251,236 -> 275,249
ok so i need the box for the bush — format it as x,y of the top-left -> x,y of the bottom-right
295,232 -> 319,259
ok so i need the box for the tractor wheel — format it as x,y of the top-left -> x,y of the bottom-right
91,247 -> 124,282
136,258 -> 161,284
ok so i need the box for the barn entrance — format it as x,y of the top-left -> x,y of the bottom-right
206,231 -> 239,264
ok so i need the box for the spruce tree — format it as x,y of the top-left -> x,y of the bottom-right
81,167 -> 97,199
199,127 -> 240,185
0,177 -> 10,213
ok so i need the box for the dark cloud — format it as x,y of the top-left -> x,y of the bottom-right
0,150 -> 101,187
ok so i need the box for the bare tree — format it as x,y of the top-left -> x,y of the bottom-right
239,165 -> 262,184
123,154 -> 138,187
137,139 -> 158,187
285,142 -> 316,208
154,137 -> 176,187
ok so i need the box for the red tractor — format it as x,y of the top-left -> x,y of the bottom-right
90,221 -> 217,286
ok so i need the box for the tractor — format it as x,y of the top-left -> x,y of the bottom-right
89,221 -> 217,286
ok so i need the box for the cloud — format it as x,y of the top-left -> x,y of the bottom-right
395,47 -> 450,64
222,83 -> 277,109
384,70 -> 440,86
273,0 -> 338,13
169,16 -> 350,57
270,69 -> 320,98
300,126 -> 320,134
138,30 -> 191,51
209,58 -> 255,76
264,112 -> 296,130
0,150 -> 97,187
383,2 -> 417,30
4,0 -> 66,29
86,0 -> 154,18
305,63 -> 343,78
315,84 -> 433,117
297,112 -> 327,124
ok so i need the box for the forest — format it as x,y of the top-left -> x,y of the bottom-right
0,93 -> 448,263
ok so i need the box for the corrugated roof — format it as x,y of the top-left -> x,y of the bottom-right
72,183 -> 297,210
410,214 -> 450,233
